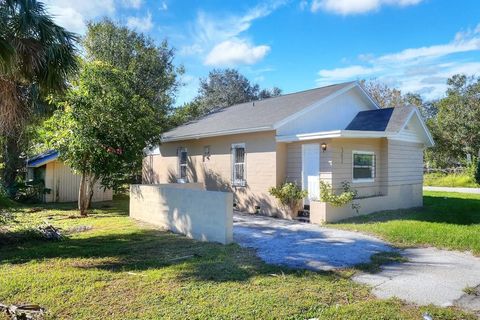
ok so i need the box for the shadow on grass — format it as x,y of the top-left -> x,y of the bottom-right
354,251 -> 407,273
334,195 -> 480,226
0,227 -> 319,283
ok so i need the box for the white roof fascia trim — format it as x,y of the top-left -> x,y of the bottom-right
413,108 -> 435,147
342,130 -> 388,138
396,108 -> 435,147
272,82 -> 358,130
355,81 -> 381,110
144,146 -> 160,156
161,126 -> 273,143
277,130 -> 342,142
276,130 -> 388,142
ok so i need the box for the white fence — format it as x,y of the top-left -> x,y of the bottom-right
130,184 -> 233,244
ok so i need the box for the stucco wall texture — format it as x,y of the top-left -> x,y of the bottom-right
130,184 -> 233,244
143,131 -> 288,217
144,133 -> 424,221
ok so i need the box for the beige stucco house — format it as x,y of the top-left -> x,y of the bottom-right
27,150 -> 113,203
144,81 -> 434,222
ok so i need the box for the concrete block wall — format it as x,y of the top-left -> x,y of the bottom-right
130,184 -> 233,244
310,184 -> 423,223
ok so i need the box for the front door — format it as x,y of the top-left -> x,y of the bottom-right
302,143 -> 320,204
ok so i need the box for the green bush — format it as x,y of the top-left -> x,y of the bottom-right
0,186 -> 15,208
423,172 -> 479,187
475,160 -> 480,185
319,181 -> 360,212
14,179 -> 50,203
269,182 -> 307,217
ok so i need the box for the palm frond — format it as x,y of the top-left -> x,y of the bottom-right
0,0 -> 79,135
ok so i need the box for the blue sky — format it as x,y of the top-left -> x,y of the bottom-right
44,0 -> 480,105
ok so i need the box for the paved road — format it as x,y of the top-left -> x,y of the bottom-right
424,186 -> 480,194
233,213 -> 480,312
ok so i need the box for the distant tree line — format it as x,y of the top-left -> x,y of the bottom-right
170,69 -> 282,127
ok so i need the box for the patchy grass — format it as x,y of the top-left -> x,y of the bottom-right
355,251 -> 408,273
424,173 -> 479,188
463,286 -> 479,296
0,198 -> 475,319
331,191 -> 480,255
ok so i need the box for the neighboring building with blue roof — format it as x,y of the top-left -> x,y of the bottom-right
26,150 -> 113,203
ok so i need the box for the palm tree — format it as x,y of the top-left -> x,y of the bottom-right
0,0 -> 78,190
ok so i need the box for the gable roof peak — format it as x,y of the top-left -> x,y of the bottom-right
162,81 -> 368,142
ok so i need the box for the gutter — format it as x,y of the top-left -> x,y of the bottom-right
161,126 -> 274,143
276,130 -> 389,142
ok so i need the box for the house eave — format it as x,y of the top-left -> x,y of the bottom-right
27,152 -> 59,168
276,130 -> 388,142
161,126 -> 274,143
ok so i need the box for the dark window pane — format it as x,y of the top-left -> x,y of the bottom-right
180,165 -> 187,178
235,164 -> 244,180
233,147 -> 245,185
353,167 -> 372,179
180,151 -> 187,164
235,147 -> 245,163
354,154 -> 373,166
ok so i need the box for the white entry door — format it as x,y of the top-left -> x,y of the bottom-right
302,143 -> 320,204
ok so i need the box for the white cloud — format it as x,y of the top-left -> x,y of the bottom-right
126,12 -> 154,32
180,2 -> 284,65
310,0 -> 423,15
316,24 -> 480,99
43,0 -> 115,34
205,38 -> 270,66
160,1 -> 168,11
318,65 -> 378,80
122,0 -> 143,9
378,38 -> 480,63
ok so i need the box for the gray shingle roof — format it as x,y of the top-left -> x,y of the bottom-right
345,105 -> 415,133
163,81 -> 356,141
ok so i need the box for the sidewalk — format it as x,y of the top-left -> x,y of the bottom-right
424,186 -> 480,194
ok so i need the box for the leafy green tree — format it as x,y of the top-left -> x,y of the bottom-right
169,86 -> 281,127
198,69 -> 260,111
0,0 -> 78,191
360,80 -> 405,108
258,87 -> 282,99
169,99 -> 204,128
428,75 -> 480,166
79,19 -> 180,185
46,62 -> 162,215
84,19 -> 180,123
475,160 -> 480,185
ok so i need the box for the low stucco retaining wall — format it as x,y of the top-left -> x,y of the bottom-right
130,184 -> 233,244
311,184 -> 423,223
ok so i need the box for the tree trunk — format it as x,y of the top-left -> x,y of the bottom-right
85,176 -> 97,210
1,134 -> 23,196
78,173 -> 88,216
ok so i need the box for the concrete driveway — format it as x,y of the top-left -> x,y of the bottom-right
233,213 -> 480,313
233,213 -> 393,270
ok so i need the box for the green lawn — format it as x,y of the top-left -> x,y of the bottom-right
332,191 -> 480,254
424,173 -> 479,188
0,198 -> 474,319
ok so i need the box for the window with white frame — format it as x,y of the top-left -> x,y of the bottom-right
232,143 -> 246,186
352,151 -> 375,182
178,147 -> 188,181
